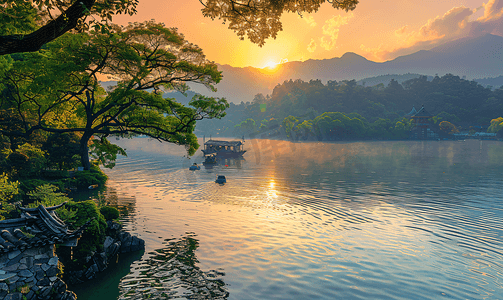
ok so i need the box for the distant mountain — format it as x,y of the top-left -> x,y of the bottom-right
188,34 -> 503,103
473,75 -> 503,89
356,73 -> 434,87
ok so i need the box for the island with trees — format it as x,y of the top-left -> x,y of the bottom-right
194,74 -> 503,140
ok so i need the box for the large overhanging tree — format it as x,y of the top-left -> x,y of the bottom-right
0,21 -> 229,170
0,0 -> 359,55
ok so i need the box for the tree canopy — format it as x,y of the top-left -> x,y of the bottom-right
195,74 -> 503,139
200,0 -> 358,46
0,0 -> 359,55
0,21 -> 229,169
0,0 -> 138,55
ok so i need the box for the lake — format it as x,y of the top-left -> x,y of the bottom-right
71,138 -> 503,299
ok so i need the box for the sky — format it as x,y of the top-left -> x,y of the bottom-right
112,0 -> 503,68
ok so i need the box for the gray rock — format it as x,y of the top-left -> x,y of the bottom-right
48,257 -> 58,266
84,265 -> 96,280
40,286 -> 52,298
93,252 -> 108,272
18,269 -> 33,277
4,293 -> 23,300
18,263 -> 28,270
34,257 -> 49,264
41,264 -> 50,271
23,248 -> 38,256
6,254 -> 23,267
50,276 -> 58,282
25,256 -> 34,268
24,276 -> 36,284
34,254 -> 48,260
107,241 -> 121,258
25,290 -> 36,300
46,266 -> 58,277
32,264 -> 42,272
53,278 -> 67,294
8,250 -> 21,260
0,273 -> 15,282
103,236 -> 114,250
0,282 -> 8,291
36,270 -> 45,280
0,255 -> 8,264
60,291 -> 77,300
107,220 -> 122,231
2,264 -> 18,272
37,277 -> 50,286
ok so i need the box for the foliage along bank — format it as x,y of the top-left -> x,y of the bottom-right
195,74 -> 502,139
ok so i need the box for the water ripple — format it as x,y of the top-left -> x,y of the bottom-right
86,139 -> 503,300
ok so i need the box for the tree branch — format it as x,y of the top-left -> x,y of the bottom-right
0,0 -> 96,55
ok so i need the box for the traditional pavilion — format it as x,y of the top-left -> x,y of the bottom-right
0,203 -> 89,253
409,105 -> 440,139
0,203 -> 90,299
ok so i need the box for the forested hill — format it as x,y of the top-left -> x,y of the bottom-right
194,74 -> 503,138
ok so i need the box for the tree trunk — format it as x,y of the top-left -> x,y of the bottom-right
79,134 -> 92,170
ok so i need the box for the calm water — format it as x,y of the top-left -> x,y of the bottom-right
72,138 -> 503,299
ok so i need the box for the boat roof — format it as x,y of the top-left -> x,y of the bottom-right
204,140 -> 243,146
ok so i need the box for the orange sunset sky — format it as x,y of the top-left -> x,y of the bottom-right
112,0 -> 503,68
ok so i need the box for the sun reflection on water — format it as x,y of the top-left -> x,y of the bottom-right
89,138 -> 503,300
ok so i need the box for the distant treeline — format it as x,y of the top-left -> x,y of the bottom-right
195,74 -> 503,139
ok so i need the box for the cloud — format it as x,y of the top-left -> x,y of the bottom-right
303,15 -> 317,27
319,13 -> 353,51
479,0 -> 503,21
307,38 -> 317,52
394,25 -> 410,36
361,0 -> 503,61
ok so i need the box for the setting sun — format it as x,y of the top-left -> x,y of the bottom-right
263,60 -> 279,69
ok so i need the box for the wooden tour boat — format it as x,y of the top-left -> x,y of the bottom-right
201,138 -> 246,158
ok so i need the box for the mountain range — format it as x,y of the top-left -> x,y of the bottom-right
189,34 -> 503,103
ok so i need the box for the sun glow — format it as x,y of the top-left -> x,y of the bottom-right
263,60 -> 279,69
262,58 -> 289,69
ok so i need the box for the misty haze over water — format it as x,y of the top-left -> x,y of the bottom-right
74,138 -> 503,300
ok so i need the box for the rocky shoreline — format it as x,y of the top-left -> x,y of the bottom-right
65,221 -> 145,285
0,218 -> 144,300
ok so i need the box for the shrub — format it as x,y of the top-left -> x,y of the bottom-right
100,206 -> 120,221
9,143 -> 47,178
20,179 -> 48,194
26,184 -> 76,221
40,169 -> 69,180
63,200 -> 107,267
0,173 -> 19,220
69,169 -> 108,188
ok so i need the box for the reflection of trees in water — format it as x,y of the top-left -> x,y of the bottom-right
118,233 -> 228,300
203,157 -> 245,170
99,186 -> 137,216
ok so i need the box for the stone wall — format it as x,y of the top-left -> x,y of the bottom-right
0,244 -> 76,300
65,221 -> 145,285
